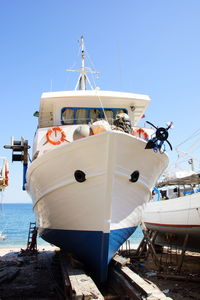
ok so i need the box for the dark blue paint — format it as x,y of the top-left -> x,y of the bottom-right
23,164 -> 28,191
40,225 -> 137,282
108,226 -> 137,262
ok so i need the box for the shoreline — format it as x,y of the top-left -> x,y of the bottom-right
0,242 -> 140,257
0,245 -> 58,256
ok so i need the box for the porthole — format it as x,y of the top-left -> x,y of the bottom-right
74,170 -> 86,183
130,171 -> 140,183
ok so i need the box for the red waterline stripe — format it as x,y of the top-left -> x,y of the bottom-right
145,222 -> 200,228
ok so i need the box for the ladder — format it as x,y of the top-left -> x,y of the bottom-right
27,222 -> 37,251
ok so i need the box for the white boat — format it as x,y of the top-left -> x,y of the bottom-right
26,37 -> 168,282
143,172 -> 200,252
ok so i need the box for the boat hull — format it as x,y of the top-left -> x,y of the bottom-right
143,193 -> 200,252
27,131 -> 168,281
40,226 -> 136,282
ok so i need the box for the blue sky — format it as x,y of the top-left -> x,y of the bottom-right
1,0 -> 200,202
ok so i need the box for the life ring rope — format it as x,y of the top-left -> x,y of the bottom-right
132,128 -> 149,141
46,127 -> 68,145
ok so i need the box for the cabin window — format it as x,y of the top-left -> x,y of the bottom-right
104,109 -> 114,124
61,107 -> 128,125
116,109 -> 127,115
76,109 -> 88,124
62,108 -> 74,124
90,109 -> 101,122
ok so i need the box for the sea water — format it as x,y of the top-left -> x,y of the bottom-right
0,203 -> 143,248
0,203 -> 49,248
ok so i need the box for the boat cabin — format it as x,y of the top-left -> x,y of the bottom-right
32,37 -> 152,158
37,90 -> 150,128
32,90 -> 151,158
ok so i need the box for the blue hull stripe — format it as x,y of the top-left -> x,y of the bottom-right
41,226 -> 137,282
108,226 -> 137,262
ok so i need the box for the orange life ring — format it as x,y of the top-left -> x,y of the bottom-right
46,127 -> 67,145
132,128 -> 149,141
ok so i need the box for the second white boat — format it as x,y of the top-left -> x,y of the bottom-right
143,173 -> 200,252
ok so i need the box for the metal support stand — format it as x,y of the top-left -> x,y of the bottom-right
141,223 -> 162,270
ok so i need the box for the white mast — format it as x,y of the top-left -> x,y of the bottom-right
79,36 -> 86,90
67,36 -> 99,90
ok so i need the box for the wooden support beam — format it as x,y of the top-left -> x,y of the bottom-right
112,254 -> 130,267
177,233 -> 189,272
59,252 -> 72,298
134,236 -> 147,257
145,230 -> 158,258
59,251 -> 104,300
112,256 -> 172,300
120,266 -> 172,300
110,268 -> 142,300
140,223 -> 162,270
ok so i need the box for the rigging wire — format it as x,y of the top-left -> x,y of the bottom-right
85,47 -> 101,92
85,47 -> 97,74
186,137 -> 200,154
68,42 -> 82,71
84,46 -> 109,124
176,127 -> 200,148
166,127 -> 200,173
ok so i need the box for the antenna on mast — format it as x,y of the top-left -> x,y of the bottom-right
67,36 -> 99,90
